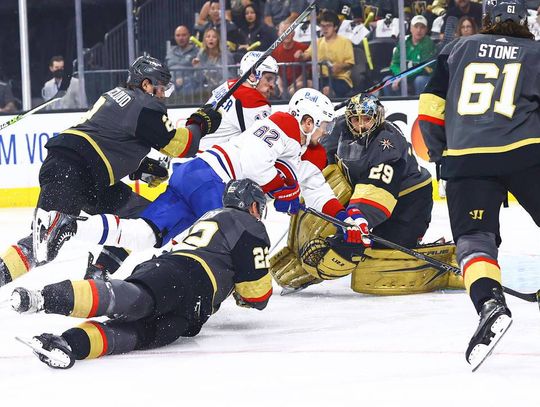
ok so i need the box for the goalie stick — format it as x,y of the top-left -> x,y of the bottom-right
0,74 -> 73,131
302,205 -> 540,307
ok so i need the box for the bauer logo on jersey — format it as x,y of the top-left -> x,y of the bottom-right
379,138 -> 395,150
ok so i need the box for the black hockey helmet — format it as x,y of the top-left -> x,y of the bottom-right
483,0 -> 528,26
222,179 -> 267,218
127,55 -> 173,95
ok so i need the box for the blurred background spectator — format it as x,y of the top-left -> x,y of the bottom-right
196,0 -> 232,28
231,0 -> 264,27
272,20 -> 310,98
454,15 -> 477,38
264,0 -> 307,27
296,10 -> 354,97
384,15 -> 436,96
0,68 -> 17,114
41,55 -> 85,110
440,0 -> 482,39
166,25 -> 199,96
195,0 -> 246,52
192,27 -> 235,99
238,3 -> 277,52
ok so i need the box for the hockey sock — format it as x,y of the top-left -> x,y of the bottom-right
42,279 -> 155,320
462,256 -> 502,313
0,235 -> 36,286
76,214 -> 157,250
94,246 -> 131,275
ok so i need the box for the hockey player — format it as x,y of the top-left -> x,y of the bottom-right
418,0 -> 538,370
34,88 -> 353,269
199,51 -> 279,149
10,179 -> 272,369
271,94 -> 445,294
0,55 -> 221,288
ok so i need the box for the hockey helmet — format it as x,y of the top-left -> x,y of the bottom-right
345,94 -> 385,139
483,0 -> 527,26
222,178 -> 267,219
127,55 -> 174,97
288,88 -> 336,148
238,51 -> 279,86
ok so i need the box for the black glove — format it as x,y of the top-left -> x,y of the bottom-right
129,157 -> 169,188
186,105 -> 222,136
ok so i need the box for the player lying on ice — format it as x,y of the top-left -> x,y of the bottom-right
11,179 -> 272,369
270,93 -> 464,295
0,55 -> 221,288
32,88 -> 371,277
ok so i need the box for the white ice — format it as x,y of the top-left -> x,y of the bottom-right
0,203 -> 539,407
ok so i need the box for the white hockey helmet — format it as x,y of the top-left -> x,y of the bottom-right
238,51 -> 279,86
288,88 -> 336,148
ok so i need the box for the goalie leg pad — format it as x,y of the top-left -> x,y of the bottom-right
351,243 -> 465,295
269,245 -> 321,289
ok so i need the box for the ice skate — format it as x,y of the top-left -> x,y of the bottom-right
33,209 -> 84,264
16,334 -> 75,369
466,288 -> 513,372
83,253 -> 110,281
10,287 -> 44,314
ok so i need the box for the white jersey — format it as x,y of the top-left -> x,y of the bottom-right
199,79 -> 271,150
198,111 -> 343,215
338,20 -> 370,46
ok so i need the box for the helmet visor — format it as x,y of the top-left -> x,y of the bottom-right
156,81 -> 175,98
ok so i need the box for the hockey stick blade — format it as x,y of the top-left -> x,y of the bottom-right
213,0 -> 317,111
301,205 -> 540,304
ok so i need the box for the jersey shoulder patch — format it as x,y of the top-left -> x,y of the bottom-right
301,144 -> 327,171
269,112 -> 301,145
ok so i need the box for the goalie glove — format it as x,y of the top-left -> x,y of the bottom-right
269,178 -> 301,214
129,157 -> 169,188
336,207 -> 371,246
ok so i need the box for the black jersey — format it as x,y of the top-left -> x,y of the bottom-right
419,34 -> 540,178
335,120 -> 432,227
170,207 -> 272,312
46,87 -> 198,186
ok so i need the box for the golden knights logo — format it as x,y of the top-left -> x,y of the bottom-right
469,209 -> 485,220
379,138 -> 394,150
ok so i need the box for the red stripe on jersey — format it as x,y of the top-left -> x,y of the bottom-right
349,198 -> 392,218
418,114 -> 445,126
463,256 -> 499,278
229,79 -> 271,108
178,129 -> 193,158
275,161 -> 296,181
269,112 -> 301,145
242,287 -> 273,303
302,144 -> 327,171
88,279 -> 99,318
261,174 -> 285,193
12,245 -> 30,271
213,145 -> 236,179
322,198 -> 345,217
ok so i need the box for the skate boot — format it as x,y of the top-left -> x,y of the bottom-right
0,258 -> 9,287
33,209 -> 83,264
466,288 -> 512,371
84,253 -> 110,281
10,287 -> 44,313
16,334 -> 75,369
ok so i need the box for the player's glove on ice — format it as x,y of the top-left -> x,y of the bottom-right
186,104 -> 222,136
335,207 -> 371,246
270,178 -> 301,214
129,157 -> 169,188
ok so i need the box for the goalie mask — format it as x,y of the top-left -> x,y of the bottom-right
345,94 -> 385,140
127,55 -> 174,97
288,88 -> 336,151
483,0 -> 527,26
238,51 -> 279,87
222,178 -> 267,219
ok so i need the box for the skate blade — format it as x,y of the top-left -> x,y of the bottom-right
280,282 -> 315,296
15,336 -> 71,368
469,315 -> 513,372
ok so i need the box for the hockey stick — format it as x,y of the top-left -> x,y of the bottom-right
213,0 -> 317,111
0,74 -> 73,131
302,205 -> 540,305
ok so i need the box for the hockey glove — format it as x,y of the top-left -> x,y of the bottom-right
186,104 -> 222,136
270,178 -> 301,214
336,207 -> 371,246
129,157 -> 169,188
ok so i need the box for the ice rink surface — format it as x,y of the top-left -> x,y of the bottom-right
0,202 -> 538,407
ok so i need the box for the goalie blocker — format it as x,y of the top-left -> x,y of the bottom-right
269,164 -> 464,294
